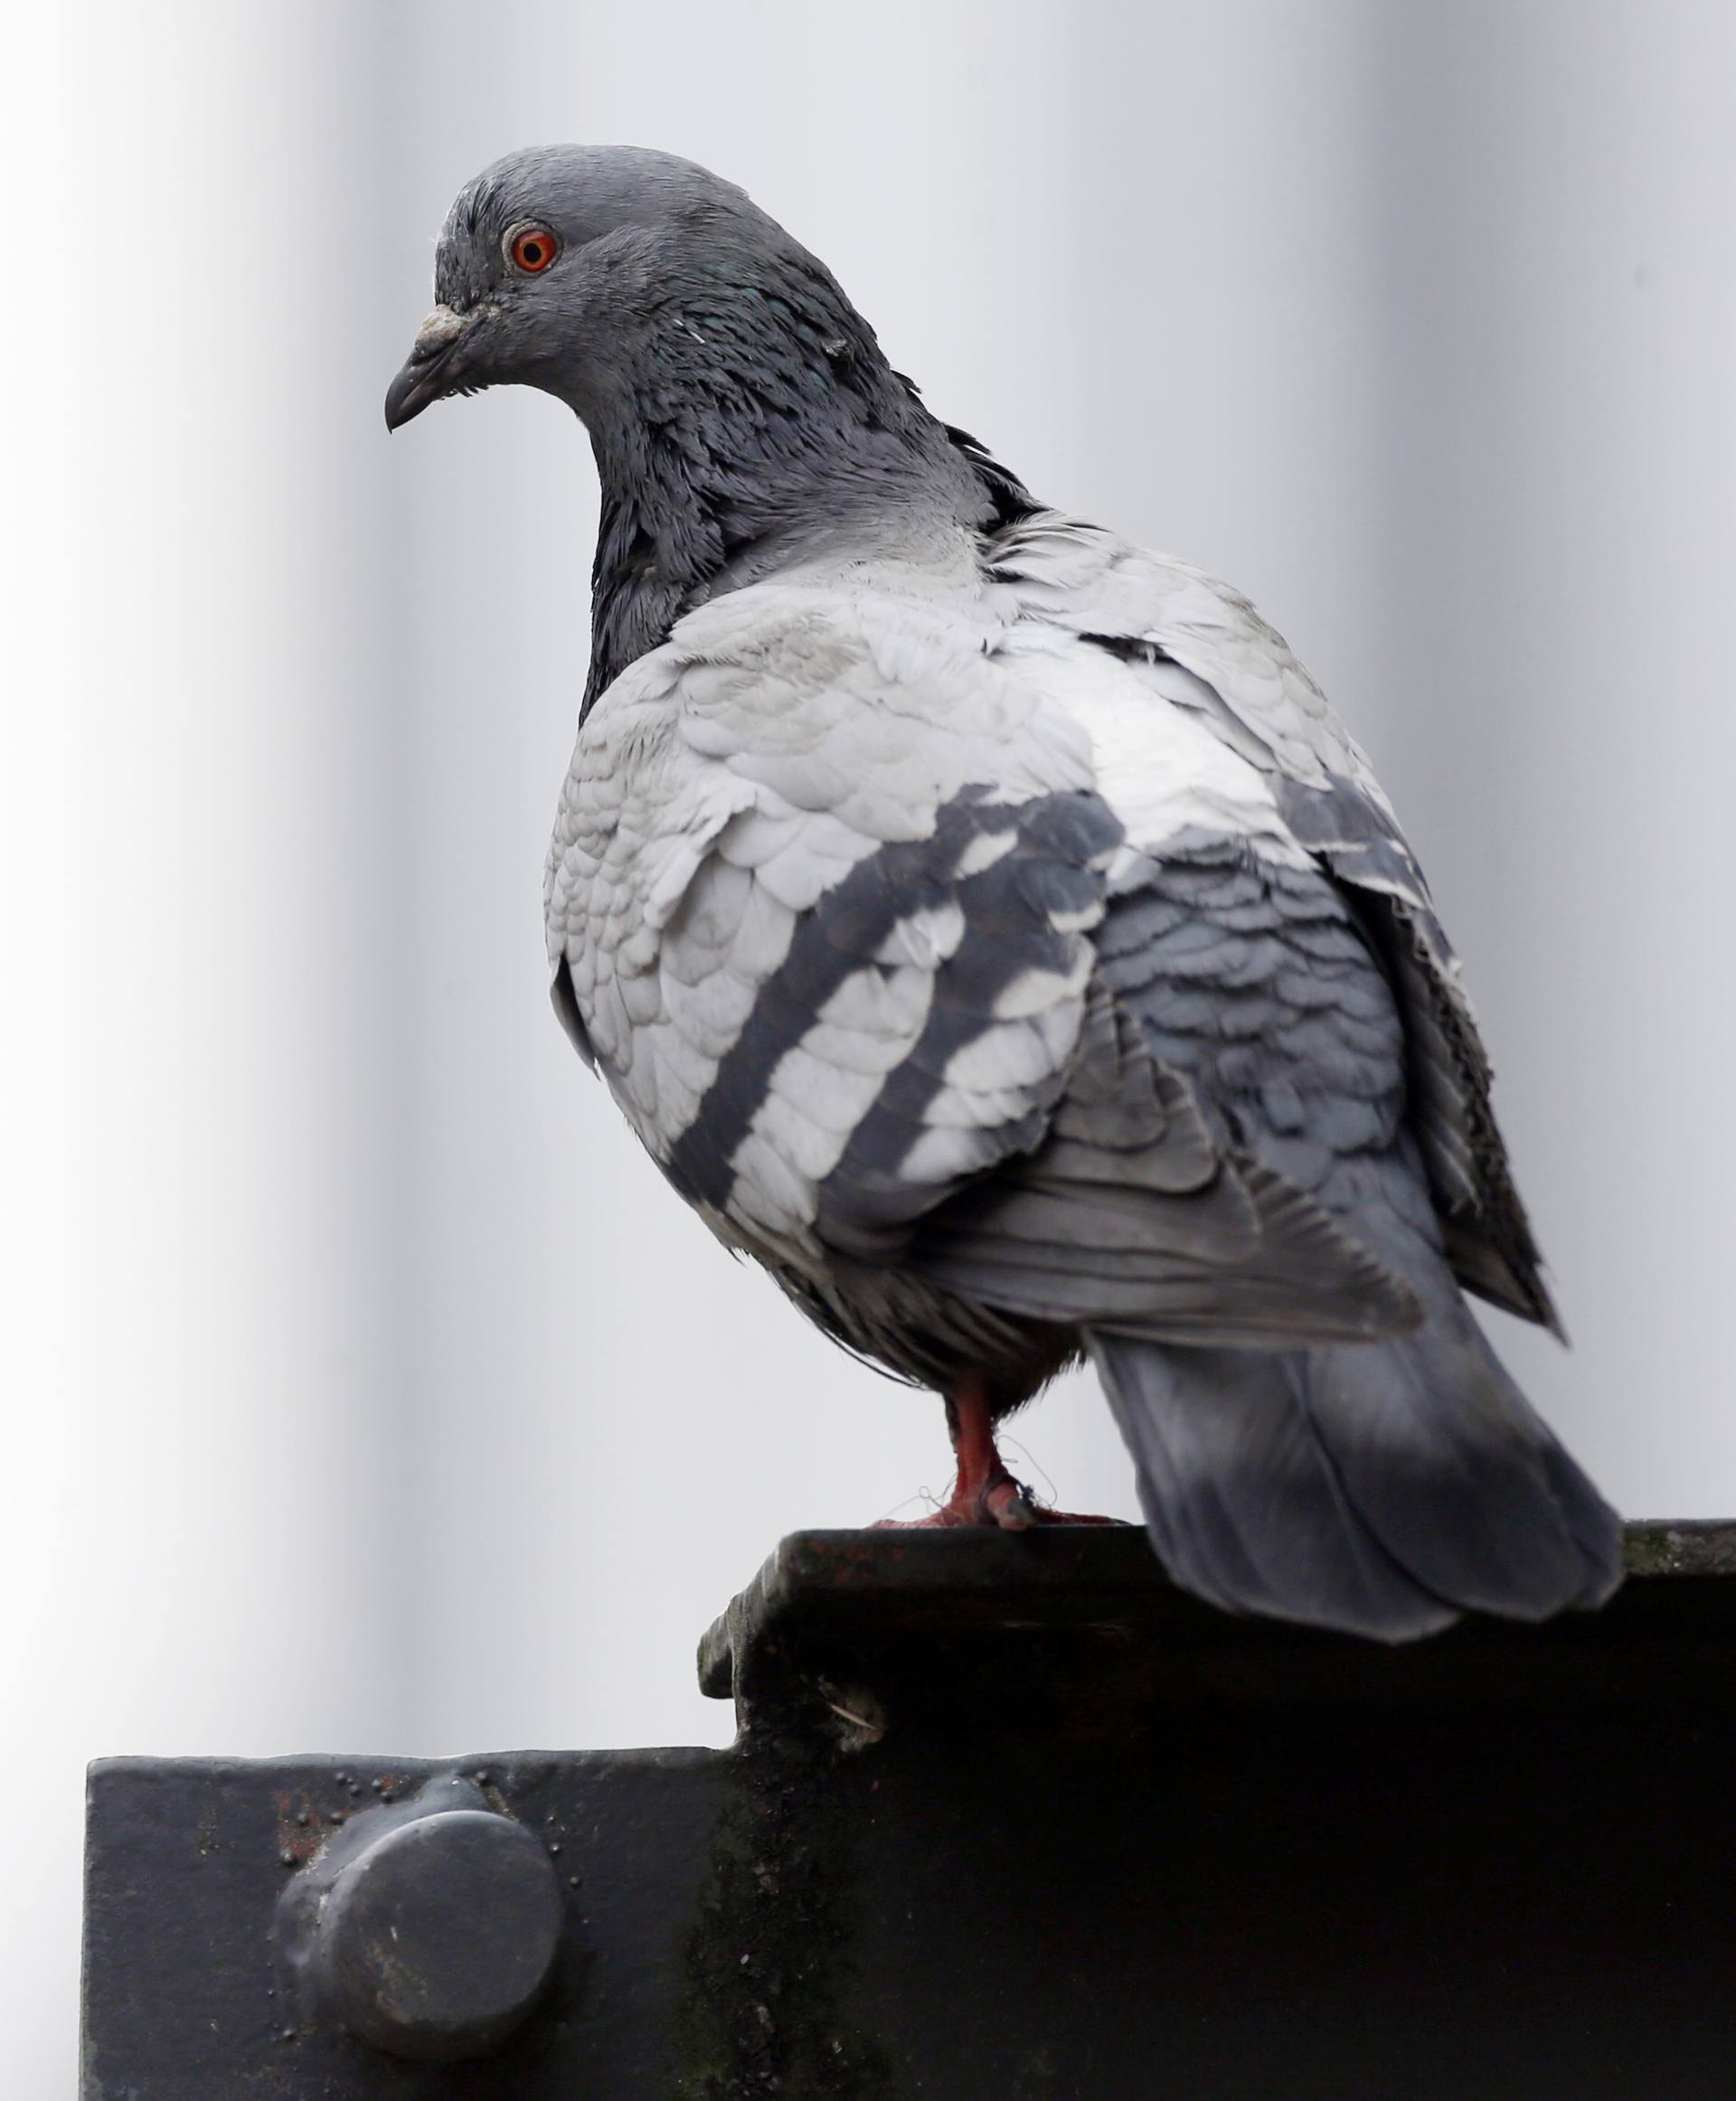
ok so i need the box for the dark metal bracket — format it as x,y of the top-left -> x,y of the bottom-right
82,1522 -> 1736,2097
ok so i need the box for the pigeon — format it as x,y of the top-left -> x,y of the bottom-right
386,145 -> 1622,1639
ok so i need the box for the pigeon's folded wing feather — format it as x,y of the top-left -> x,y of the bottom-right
991,514 -> 1558,1333
546,586 -> 1129,1263
909,978 -> 1422,1346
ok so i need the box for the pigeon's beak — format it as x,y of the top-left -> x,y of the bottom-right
384,305 -> 475,431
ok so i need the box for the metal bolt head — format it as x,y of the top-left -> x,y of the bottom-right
307,1806 -> 563,2063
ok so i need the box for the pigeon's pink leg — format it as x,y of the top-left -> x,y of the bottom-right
875,1371 -> 1123,1530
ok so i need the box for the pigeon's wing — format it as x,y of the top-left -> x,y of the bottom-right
547,579 -> 1418,1343
546,579 -> 1120,1268
989,513 -> 1557,1333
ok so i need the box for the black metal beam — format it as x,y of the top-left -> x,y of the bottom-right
83,1522 -> 1736,2097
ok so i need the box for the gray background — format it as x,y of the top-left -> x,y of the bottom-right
10,0 -> 1735,2085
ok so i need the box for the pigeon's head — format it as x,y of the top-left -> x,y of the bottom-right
384,144 -> 855,433
386,143 -> 1026,705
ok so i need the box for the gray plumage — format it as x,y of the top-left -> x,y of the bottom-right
387,144 -> 1622,1639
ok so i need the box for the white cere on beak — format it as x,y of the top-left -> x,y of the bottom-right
412,306 -> 471,359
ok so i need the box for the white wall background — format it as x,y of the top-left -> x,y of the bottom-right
7,1 -> 1734,2087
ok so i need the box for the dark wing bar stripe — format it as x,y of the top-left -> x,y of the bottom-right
814,792 -> 1124,1256
663,786 -> 1120,1218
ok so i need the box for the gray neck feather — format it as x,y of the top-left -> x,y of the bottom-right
559,225 -> 1033,715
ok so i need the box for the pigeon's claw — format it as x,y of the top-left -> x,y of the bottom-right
982,1475 -> 1037,1530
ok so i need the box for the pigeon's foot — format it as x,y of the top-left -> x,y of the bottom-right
873,1371 -> 1125,1531
875,1468 -> 1044,1531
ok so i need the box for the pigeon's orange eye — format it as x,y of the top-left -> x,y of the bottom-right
507,224 -> 558,274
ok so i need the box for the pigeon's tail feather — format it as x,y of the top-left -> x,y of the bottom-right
1090,1284 -> 1622,1642
1090,1333 -> 1458,1641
